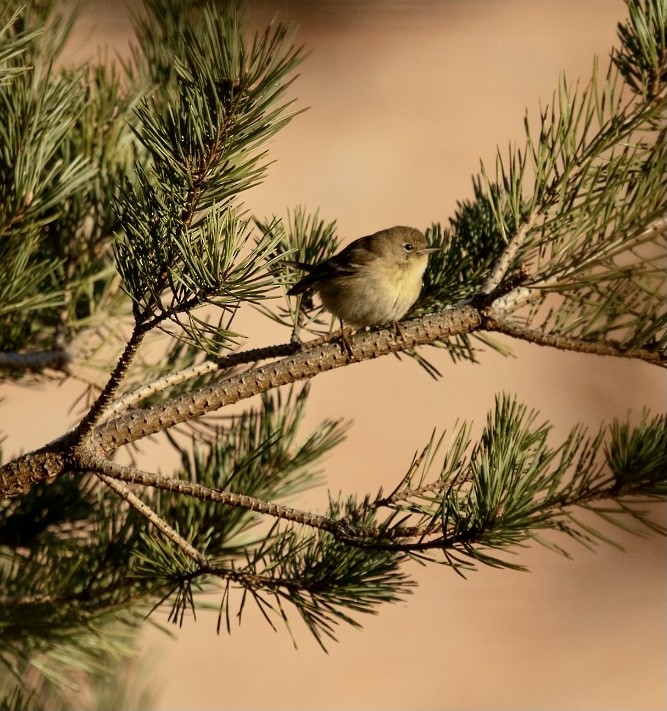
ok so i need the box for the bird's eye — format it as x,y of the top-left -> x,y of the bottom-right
404,243 -> 414,252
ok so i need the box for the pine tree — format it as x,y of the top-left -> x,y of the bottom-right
0,0 -> 665,706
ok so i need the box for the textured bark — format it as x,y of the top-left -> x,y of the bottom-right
92,307 -> 483,451
0,306 -> 482,498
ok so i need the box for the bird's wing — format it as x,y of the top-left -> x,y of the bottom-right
286,260 -> 338,295
286,237 -> 378,295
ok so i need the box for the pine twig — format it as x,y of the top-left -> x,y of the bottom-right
97,473 -> 211,569
481,214 -> 536,294
485,314 -> 666,364
72,325 -> 147,440
83,456 -> 344,535
0,349 -> 72,372
84,457 -> 431,545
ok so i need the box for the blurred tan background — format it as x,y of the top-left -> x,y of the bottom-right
2,1 -> 666,709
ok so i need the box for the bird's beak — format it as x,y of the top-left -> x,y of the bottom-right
417,246 -> 442,255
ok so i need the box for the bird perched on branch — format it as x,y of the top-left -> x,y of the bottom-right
287,226 -> 439,330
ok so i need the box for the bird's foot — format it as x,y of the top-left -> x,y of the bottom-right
390,320 -> 405,342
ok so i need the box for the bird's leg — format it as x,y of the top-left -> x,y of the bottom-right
390,320 -> 405,342
338,319 -> 355,359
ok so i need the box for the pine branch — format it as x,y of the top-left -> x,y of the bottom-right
13,395 -> 657,646
480,213 -> 536,294
82,457 -> 345,536
0,349 -> 71,373
2,278 -> 665,499
98,330 -> 357,420
484,313 -> 666,365
114,8 -> 303,340
336,398 -> 666,569
23,398 -> 667,563
92,307 -> 482,454
72,325 -> 148,439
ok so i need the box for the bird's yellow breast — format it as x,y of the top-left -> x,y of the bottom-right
317,254 -> 428,327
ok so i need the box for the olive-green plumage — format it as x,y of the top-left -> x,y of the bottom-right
288,226 -> 438,327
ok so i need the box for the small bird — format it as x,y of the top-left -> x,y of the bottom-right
287,226 -> 439,328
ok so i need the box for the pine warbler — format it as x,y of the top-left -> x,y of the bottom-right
287,226 -> 438,327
